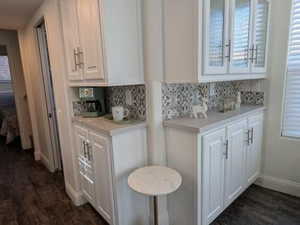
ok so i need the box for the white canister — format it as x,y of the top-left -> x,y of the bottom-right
112,106 -> 130,121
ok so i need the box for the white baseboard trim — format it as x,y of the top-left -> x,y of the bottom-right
65,181 -> 87,206
255,175 -> 300,198
34,151 -> 41,161
40,153 -> 52,172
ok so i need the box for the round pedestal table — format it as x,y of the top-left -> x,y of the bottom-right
128,166 -> 182,225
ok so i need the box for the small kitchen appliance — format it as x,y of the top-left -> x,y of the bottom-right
79,87 -> 106,117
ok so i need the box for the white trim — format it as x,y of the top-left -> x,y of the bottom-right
40,152 -> 53,172
34,151 -> 41,161
65,181 -> 87,206
255,175 -> 300,198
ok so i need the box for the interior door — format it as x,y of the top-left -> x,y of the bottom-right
77,0 -> 106,81
224,120 -> 247,207
229,0 -> 253,74
36,21 -> 62,172
202,128 -> 226,225
246,114 -> 263,186
89,131 -> 114,224
204,0 -> 230,74
251,0 -> 270,73
59,0 -> 82,81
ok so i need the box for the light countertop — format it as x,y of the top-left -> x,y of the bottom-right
72,116 -> 147,136
163,105 -> 266,133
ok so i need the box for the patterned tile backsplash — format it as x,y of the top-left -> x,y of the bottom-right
105,85 -> 146,120
73,80 -> 265,121
73,85 -> 146,121
162,80 -> 265,120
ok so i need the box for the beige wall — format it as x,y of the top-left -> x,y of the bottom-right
258,0 -> 300,196
18,0 -> 81,202
0,29 -> 32,149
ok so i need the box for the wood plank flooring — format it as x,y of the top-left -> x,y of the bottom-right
1,137 -> 300,225
212,182 -> 300,225
0,137 -> 108,225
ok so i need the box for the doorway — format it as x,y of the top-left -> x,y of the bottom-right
36,20 -> 62,172
0,45 -> 19,146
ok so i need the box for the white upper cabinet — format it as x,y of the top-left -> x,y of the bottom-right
204,0 -> 230,74
251,0 -> 270,73
60,0 -> 144,86
76,0 -> 105,81
229,0 -> 253,74
60,0 -> 82,81
164,0 -> 271,83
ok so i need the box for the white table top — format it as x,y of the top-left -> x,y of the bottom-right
128,166 -> 182,196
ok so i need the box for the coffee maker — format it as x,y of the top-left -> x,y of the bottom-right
79,88 -> 106,117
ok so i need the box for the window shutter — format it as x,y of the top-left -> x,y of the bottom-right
282,0 -> 300,137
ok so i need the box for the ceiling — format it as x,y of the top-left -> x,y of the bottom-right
0,0 -> 44,30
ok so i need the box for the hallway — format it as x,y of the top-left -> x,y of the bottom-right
0,137 -> 108,225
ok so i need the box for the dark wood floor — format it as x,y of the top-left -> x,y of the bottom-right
212,182 -> 300,225
0,137 -> 108,225
1,137 -> 300,225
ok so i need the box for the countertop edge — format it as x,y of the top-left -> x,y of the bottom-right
163,106 -> 266,133
72,117 -> 147,136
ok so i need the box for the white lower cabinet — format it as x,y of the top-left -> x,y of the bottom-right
73,123 -> 149,225
166,111 -> 264,225
202,128 -> 226,225
224,120 -> 247,208
246,114 -> 264,186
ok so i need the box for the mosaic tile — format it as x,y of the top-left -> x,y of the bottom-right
162,80 -> 265,120
73,85 -> 146,121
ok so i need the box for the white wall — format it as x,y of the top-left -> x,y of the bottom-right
0,29 -> 32,149
18,0 -> 83,204
257,0 -> 300,197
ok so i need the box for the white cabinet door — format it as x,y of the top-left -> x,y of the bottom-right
203,0 -> 230,74
74,125 -> 89,161
60,0 -> 82,81
224,119 -> 247,207
77,0 -> 105,81
89,131 -> 114,224
79,166 -> 96,205
246,114 -> 263,186
229,0 -> 253,74
251,0 -> 270,73
202,128 -> 226,225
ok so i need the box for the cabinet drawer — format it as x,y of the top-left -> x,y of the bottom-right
85,163 -> 94,182
78,158 -> 86,175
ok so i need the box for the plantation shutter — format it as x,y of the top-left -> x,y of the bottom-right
282,0 -> 300,137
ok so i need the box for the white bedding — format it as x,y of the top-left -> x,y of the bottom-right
0,108 -> 19,144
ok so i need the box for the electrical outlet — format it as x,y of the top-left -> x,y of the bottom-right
125,90 -> 133,105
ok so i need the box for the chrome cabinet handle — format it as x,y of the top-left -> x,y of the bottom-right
254,45 -> 259,65
251,128 -> 254,144
247,129 -> 251,145
77,47 -> 84,69
73,48 -> 80,71
225,40 -> 232,62
86,141 -> 92,161
224,140 -> 229,159
83,140 -> 87,158
249,44 -> 255,63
